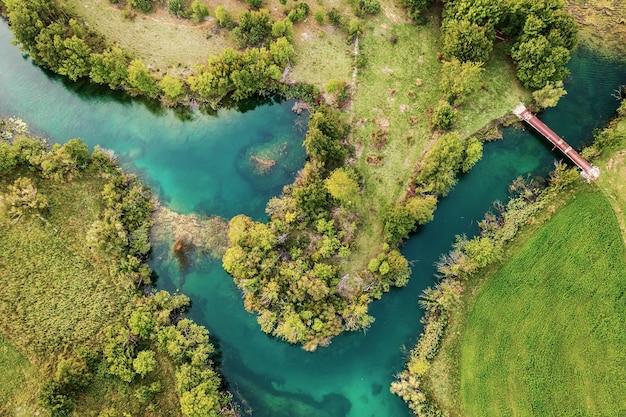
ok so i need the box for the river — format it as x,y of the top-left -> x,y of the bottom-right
0,19 -> 624,417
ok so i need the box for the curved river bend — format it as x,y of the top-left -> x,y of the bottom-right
1,21 -> 624,417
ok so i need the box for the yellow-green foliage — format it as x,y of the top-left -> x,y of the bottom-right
0,127 -> 233,416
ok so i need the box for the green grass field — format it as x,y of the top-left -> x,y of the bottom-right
458,188 -> 626,416
343,7 -> 528,274
597,113 -> 626,244
0,335 -> 39,417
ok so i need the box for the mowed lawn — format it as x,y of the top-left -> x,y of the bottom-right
460,188 -> 626,416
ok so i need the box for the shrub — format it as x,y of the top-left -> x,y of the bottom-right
327,8 -> 342,26
214,6 -> 235,29
246,0 -> 263,9
287,2 -> 309,22
191,0 -> 209,22
313,7 -> 325,24
431,100 -> 457,131
358,0 -> 381,15
131,0 -> 152,13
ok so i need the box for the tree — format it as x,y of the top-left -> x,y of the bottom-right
131,0 -> 152,13
159,74 -> 184,102
462,137 -> 483,172
191,0 -> 209,22
442,19 -> 493,63
401,0 -> 434,22
512,35 -> 570,89
383,205 -> 416,243
271,18 -> 293,43
233,9 -> 272,48
168,0 -> 185,17
440,58 -> 484,105
179,382 -> 221,417
133,350 -> 157,378
532,80 -> 566,109
324,168 -> 359,205
416,132 -> 465,196
128,309 -> 154,339
127,59 -> 159,98
405,195 -> 437,224
40,139 -> 90,181
0,177 -> 49,221
58,36 -> 92,81
431,100 -> 458,131
214,6 -> 234,29
0,142 -> 19,175
90,47 -> 130,89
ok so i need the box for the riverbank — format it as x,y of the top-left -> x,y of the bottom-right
396,86 -> 626,417
435,184 -> 625,416
0,120 -> 236,416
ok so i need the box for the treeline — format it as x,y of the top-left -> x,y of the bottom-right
0,119 -> 235,417
402,0 -> 578,90
0,0 -> 296,108
390,163 -> 582,416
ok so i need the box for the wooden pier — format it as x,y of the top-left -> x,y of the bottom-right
513,103 -> 600,181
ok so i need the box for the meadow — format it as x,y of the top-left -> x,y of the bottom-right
457,188 -> 626,416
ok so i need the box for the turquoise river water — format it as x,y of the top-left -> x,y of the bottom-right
1,20 -> 625,417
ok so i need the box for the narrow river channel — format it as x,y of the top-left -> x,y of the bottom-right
1,20 -> 624,417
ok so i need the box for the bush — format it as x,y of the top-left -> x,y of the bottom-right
358,0 -> 381,15
287,2 -> 309,22
431,100 -> 457,131
246,0 -> 263,9
131,0 -> 152,13
327,8 -> 342,26
313,7 -> 325,24
233,9 -> 272,48
168,0 -> 185,16
214,6 -> 235,29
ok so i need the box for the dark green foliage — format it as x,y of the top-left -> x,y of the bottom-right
357,0 -> 381,15
168,0 -> 185,17
511,35 -> 570,89
326,8 -> 343,26
401,0 -> 434,22
442,20 -> 493,63
287,2 -> 309,23
233,9 -> 272,48
383,205 -> 417,243
246,0 -> 263,10
131,0 -> 152,13
439,0 -> 578,88
39,381 -> 75,417
303,106 -> 349,172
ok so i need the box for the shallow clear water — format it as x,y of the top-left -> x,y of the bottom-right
1,19 -> 624,417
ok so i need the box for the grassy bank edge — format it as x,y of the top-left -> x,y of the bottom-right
395,99 -> 626,416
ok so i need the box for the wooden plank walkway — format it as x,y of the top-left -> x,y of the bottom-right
513,103 -> 600,181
